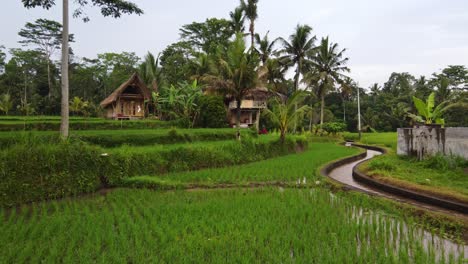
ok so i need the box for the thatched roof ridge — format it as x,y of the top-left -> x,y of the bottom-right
100,73 -> 151,108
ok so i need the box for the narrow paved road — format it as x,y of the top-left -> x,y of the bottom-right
328,148 -> 468,222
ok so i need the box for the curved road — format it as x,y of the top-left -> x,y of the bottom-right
328,147 -> 468,255
328,148 -> 468,220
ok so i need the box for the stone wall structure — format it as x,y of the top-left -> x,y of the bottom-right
397,126 -> 468,160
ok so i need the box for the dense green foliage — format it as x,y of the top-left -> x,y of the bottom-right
0,133 -> 307,207
124,141 -> 358,188
196,96 -> 227,128
322,122 -> 347,135
0,188 -> 464,263
2,4 -> 467,132
103,135 -> 307,185
0,128 -> 250,148
0,141 -> 102,207
0,118 -> 177,131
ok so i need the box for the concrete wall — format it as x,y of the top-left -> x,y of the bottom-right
397,126 -> 468,160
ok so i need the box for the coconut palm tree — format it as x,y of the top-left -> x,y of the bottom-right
230,6 -> 245,34
278,24 -> 316,93
339,77 -> 354,122
240,0 -> 259,50
139,52 -> 162,92
189,53 -> 215,83
259,58 -> 287,94
306,37 -> 349,126
263,91 -> 310,142
207,33 -> 259,139
254,32 -> 278,65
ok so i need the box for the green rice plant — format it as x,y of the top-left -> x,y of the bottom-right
0,135 -> 307,207
125,142 -> 359,187
0,188 -> 464,263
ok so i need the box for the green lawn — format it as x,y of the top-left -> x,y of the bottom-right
1,188 -> 463,263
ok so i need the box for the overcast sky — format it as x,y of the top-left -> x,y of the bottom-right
1,0 -> 468,88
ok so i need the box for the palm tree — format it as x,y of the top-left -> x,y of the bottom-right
339,77 -> 354,122
189,53 -> 215,83
259,58 -> 287,94
139,52 -> 162,92
254,32 -> 278,65
230,6 -> 245,34
306,37 -> 349,126
278,24 -> 316,93
240,0 -> 259,50
208,33 -> 259,139
263,91 -> 310,142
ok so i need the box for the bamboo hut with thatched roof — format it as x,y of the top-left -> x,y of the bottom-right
100,73 -> 151,119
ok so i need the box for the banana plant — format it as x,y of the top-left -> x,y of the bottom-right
408,92 -> 448,125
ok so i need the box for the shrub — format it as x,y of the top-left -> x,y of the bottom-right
0,136 -> 308,207
367,157 -> 397,172
0,119 -> 178,131
102,136 -> 308,185
422,154 -> 467,171
196,96 -> 227,128
0,140 -> 103,207
322,122 -> 347,135
0,129 -> 240,148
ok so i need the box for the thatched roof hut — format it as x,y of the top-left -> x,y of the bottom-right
100,73 -> 151,119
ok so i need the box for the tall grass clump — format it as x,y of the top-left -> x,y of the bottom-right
0,140 -> 103,207
0,135 -> 307,206
103,136 -> 308,185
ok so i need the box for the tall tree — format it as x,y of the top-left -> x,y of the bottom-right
240,0 -> 259,50
139,52 -> 162,92
180,18 -> 234,55
306,37 -> 349,126
18,19 -> 74,98
159,41 -> 194,86
21,0 -> 143,138
254,32 -> 278,65
0,45 -> 6,74
279,24 -> 316,93
8,49 -> 45,109
229,6 -> 245,34
339,77 -> 354,122
208,33 -> 259,139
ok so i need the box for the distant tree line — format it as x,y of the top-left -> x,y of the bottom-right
1,0 -> 467,132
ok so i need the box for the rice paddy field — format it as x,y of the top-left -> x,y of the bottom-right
0,188 -> 465,263
124,142 -> 361,187
0,127 -> 467,263
343,132 -> 397,150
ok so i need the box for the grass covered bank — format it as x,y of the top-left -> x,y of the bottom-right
0,136 -> 307,207
0,128 -> 248,148
0,188 -> 464,263
343,132 -> 468,204
123,142 -> 360,189
343,132 -> 397,150
359,153 -> 468,204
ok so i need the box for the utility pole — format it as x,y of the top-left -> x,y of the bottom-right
357,86 -> 361,140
